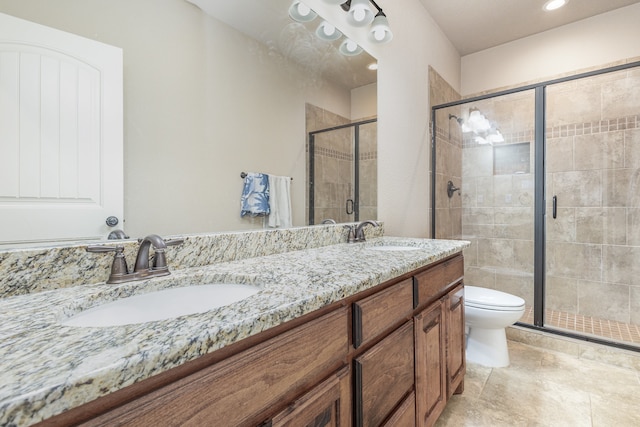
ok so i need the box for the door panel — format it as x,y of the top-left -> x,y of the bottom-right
0,12 -> 123,244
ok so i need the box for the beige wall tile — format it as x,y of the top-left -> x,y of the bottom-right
631,286 -> 640,326
627,208 -> 640,246
574,131 -> 624,170
575,208 -> 604,244
546,136 -> 574,172
495,270 -> 534,305
551,170 -> 602,207
546,207 -> 576,242
547,82 -> 602,125
603,245 -> 640,286
463,266 -> 496,288
546,275 -> 578,313
546,241 -> 602,281
604,208 -> 627,245
578,280 -> 630,323
478,238 -> 515,270
463,146 -> 493,177
602,75 -> 640,120
603,168 -> 640,207
624,129 -> 640,169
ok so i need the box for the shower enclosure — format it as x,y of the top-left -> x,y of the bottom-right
432,61 -> 640,350
307,116 -> 377,225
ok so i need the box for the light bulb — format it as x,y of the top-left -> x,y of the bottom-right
374,29 -> 385,41
297,3 -> 311,16
323,23 -> 336,36
346,40 -> 357,52
354,9 -> 366,22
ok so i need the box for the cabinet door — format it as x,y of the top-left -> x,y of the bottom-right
354,321 -> 414,427
271,366 -> 350,427
446,284 -> 465,397
414,300 -> 447,427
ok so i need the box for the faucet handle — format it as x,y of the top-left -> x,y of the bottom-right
344,225 -> 357,243
164,238 -> 184,247
86,245 -> 129,284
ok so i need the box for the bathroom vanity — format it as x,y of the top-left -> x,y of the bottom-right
0,226 -> 468,426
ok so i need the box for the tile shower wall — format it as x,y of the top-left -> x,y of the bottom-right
305,103 -> 377,224
430,67 -> 462,239
545,67 -> 640,326
459,91 -> 536,306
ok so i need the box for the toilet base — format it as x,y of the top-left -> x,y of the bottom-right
466,327 -> 510,368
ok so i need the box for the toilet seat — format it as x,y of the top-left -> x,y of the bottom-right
465,286 -> 525,311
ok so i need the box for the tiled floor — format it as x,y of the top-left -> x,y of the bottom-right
435,340 -> 640,426
520,306 -> 640,346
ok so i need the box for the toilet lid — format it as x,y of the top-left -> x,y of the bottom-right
465,286 -> 525,311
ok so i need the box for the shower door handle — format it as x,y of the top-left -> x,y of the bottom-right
552,196 -> 557,219
346,199 -> 354,215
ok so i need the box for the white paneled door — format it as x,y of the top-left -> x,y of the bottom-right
0,13 -> 123,245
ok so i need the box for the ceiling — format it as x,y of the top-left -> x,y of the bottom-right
420,0 -> 640,55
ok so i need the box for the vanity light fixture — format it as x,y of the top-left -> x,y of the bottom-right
341,0 -> 375,27
289,0 -> 317,23
339,38 -> 364,56
369,9 -> 392,43
543,0 -> 568,11
338,0 -> 393,43
316,20 -> 343,41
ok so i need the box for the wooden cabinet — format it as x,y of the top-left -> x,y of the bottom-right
45,254 -> 465,427
353,321 -> 415,427
414,299 -> 447,427
446,284 -> 465,398
414,280 -> 465,427
270,366 -> 351,427
80,308 -> 349,427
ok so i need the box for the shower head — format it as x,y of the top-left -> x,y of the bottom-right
449,114 -> 464,125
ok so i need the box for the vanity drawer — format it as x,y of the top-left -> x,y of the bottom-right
414,255 -> 463,307
352,278 -> 414,348
353,321 -> 415,427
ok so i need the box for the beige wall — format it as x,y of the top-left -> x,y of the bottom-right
461,3 -> 640,96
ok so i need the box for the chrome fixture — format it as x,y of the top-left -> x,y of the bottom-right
447,181 -> 460,198
345,220 -> 380,243
322,219 -> 337,224
449,114 -> 464,125
86,234 -> 184,284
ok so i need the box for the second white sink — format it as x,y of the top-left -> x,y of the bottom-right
62,284 -> 261,327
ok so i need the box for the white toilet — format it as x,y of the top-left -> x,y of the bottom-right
464,286 -> 525,368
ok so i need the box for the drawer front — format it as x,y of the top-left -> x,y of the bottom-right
353,278 -> 414,348
354,321 -> 415,427
414,255 -> 463,307
382,391 -> 416,427
83,308 -> 349,427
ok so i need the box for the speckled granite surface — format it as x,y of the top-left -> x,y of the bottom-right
0,223 -> 384,298
0,234 -> 467,426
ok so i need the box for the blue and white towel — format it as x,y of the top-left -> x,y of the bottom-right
240,172 -> 270,217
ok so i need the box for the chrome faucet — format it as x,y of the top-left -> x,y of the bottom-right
87,234 -> 184,284
345,220 -> 380,243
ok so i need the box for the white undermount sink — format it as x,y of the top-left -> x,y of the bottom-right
367,245 -> 421,252
61,284 -> 261,327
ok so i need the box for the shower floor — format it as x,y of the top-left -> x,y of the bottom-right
521,306 -> 640,346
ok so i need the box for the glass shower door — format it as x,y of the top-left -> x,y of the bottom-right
308,119 -> 377,225
545,68 -> 640,346
434,91 -> 537,313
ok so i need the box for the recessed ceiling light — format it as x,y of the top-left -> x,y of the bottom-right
543,0 -> 568,11
367,62 -> 378,71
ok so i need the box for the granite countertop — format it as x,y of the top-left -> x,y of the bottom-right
0,237 -> 468,426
